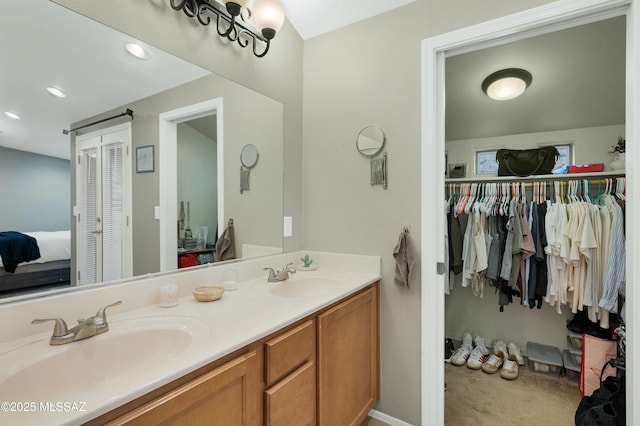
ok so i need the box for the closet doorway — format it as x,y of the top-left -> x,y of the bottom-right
420,0 -> 639,424
75,123 -> 133,285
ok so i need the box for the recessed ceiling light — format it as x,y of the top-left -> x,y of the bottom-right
482,68 -> 532,101
125,42 -> 148,59
47,86 -> 66,98
4,112 -> 21,120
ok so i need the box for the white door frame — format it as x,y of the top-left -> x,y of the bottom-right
159,98 -> 224,271
420,0 -> 639,423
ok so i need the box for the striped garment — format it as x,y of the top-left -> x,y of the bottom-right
599,199 -> 625,311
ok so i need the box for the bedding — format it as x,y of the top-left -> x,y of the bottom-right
0,230 -> 70,269
0,230 -> 71,293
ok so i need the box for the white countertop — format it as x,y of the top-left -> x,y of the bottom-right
0,251 -> 380,425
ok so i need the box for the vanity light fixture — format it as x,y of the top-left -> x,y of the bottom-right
170,0 -> 286,58
125,42 -> 148,59
4,112 -> 21,120
482,68 -> 532,101
46,86 -> 66,98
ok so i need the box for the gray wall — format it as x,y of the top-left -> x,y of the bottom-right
0,146 -> 70,232
302,0 -> 554,424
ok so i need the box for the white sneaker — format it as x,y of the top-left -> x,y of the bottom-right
451,346 -> 472,366
474,334 -> 490,356
481,351 -> 505,374
507,342 -> 525,366
466,346 -> 486,370
493,340 -> 508,356
500,355 -> 520,380
462,332 -> 473,348
451,332 -> 473,366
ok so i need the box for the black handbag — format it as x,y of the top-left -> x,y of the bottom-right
496,146 -> 559,177
575,360 -> 625,426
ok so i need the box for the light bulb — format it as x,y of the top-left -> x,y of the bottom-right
47,87 -> 66,98
486,77 -> 527,101
125,42 -> 148,59
252,0 -> 285,39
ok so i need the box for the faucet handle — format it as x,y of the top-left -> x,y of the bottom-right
264,267 -> 276,279
283,262 -> 296,274
31,318 -> 69,337
95,300 -> 122,321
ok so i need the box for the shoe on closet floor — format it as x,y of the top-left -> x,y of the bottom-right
493,340 -> 508,357
451,332 -> 473,366
507,342 -> 525,366
467,338 -> 488,370
481,351 -> 505,374
474,334 -> 490,356
500,355 -> 520,380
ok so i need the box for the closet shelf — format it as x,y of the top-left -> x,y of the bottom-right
445,170 -> 625,184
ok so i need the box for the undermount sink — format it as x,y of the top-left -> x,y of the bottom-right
0,314 -> 211,402
268,276 -> 342,298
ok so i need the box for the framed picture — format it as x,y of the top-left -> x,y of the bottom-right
136,145 -> 154,173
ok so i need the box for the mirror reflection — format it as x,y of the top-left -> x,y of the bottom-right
0,0 -> 284,302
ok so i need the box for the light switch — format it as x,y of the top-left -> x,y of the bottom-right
283,216 -> 293,237
154,206 -> 160,220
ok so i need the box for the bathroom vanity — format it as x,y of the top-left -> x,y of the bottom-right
91,284 -> 378,425
0,251 -> 380,426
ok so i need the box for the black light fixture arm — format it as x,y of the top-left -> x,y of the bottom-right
170,0 -> 271,57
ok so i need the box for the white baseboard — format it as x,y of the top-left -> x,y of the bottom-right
368,409 -> 414,426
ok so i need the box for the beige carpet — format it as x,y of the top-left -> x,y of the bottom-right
445,362 -> 582,426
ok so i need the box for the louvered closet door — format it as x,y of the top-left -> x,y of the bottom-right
75,125 -> 132,285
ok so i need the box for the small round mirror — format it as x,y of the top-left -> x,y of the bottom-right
356,126 -> 385,158
240,144 -> 259,168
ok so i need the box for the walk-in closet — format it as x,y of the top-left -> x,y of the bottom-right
440,12 -> 627,425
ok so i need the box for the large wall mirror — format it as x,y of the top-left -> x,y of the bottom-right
0,0 -> 284,303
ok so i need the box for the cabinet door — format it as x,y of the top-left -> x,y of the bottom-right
317,285 -> 380,426
265,361 -> 315,426
109,350 -> 260,426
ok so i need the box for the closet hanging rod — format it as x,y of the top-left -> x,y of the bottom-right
445,171 -> 624,184
446,177 -> 623,189
62,109 -> 134,135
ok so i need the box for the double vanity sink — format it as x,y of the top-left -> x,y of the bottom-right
0,253 -> 380,425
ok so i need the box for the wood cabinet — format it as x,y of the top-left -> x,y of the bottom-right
87,282 -> 379,426
106,350 -> 260,426
264,320 -> 316,426
317,285 -> 380,426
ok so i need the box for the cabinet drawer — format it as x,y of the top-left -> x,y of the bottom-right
265,361 -> 315,426
265,319 -> 315,387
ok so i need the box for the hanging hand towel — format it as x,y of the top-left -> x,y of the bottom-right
393,230 -> 416,288
215,223 -> 236,261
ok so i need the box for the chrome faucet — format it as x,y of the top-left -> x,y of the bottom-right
32,300 -> 122,346
264,263 -> 296,282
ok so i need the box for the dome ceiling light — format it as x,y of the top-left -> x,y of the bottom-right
170,0 -> 286,58
481,68 -> 533,101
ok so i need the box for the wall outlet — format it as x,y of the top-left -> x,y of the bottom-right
283,216 -> 293,237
